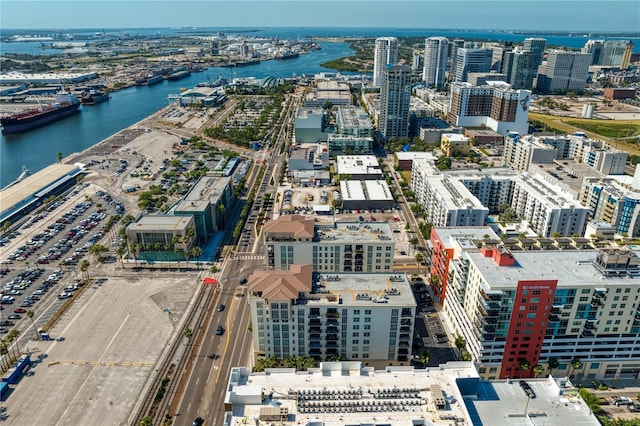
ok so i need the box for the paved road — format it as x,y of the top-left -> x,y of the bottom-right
172,94 -> 298,425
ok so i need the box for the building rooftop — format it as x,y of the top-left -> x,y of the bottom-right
337,106 -> 372,132
335,155 -> 382,176
317,271 -> 415,307
317,221 -> 394,244
174,176 -> 231,213
263,215 -> 316,240
467,248 -> 640,289
127,215 -> 193,232
340,180 -> 393,202
0,163 -> 80,221
224,361 -> 477,426
468,378 -> 600,426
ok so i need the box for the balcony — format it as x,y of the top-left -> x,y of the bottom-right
309,333 -> 321,340
325,341 -> 338,349
309,326 -> 321,333
326,319 -> 339,326
398,348 -> 409,355
549,315 -> 559,323
309,318 -> 321,326
400,326 -> 411,333
326,326 -> 339,334
326,334 -> 339,341
401,318 -> 412,326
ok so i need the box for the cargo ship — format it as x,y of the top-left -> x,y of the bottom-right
147,74 -> 163,85
167,67 -> 192,81
1,93 -> 80,134
80,89 -> 109,105
276,50 -> 299,60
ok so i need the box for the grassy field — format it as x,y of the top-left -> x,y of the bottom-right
529,112 -> 640,156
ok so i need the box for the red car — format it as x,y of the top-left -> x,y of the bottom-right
13,308 -> 26,314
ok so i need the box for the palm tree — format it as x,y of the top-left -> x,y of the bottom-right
210,265 -> 218,274
116,246 -> 125,267
0,340 -> 8,370
569,357 -> 582,379
80,259 -> 90,282
26,310 -> 39,341
183,328 -> 193,341
454,334 -> 466,358
57,152 -> 63,163
533,365 -> 545,378
1,221 -> 10,235
548,357 -> 559,377
89,244 -> 108,263
190,246 -> 203,262
419,349 -> 431,366
519,358 -> 531,377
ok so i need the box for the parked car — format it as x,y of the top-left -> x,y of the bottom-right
13,308 -> 26,314
216,325 -> 224,335
58,292 -> 73,300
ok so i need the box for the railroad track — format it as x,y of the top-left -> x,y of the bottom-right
132,281 -> 216,425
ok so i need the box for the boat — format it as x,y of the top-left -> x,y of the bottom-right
276,50 -> 299,60
167,70 -> 191,81
220,59 -> 260,68
147,75 -> 163,85
3,166 -> 30,190
80,89 -> 109,105
1,93 -> 80,134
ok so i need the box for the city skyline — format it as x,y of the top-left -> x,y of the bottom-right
2,0 -> 640,32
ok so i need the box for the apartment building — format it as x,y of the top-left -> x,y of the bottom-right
248,264 -> 416,362
503,133 -> 628,175
379,64 -> 411,139
581,178 -> 640,237
263,215 -> 395,272
411,159 -> 588,237
535,51 -> 591,93
448,81 -> 531,135
433,235 -> 640,381
373,37 -> 399,87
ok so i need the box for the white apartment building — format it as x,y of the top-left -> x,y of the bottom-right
581,177 -> 640,237
336,106 -> 373,137
263,215 -> 395,272
248,264 -> 416,362
410,159 -> 489,228
373,37 -> 399,87
503,133 -> 628,175
422,36 -> 449,88
411,159 -> 589,236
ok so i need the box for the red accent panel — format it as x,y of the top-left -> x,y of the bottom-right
429,229 -> 454,303
499,280 -> 557,379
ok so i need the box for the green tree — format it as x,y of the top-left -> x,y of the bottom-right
533,365 -> 545,377
26,310 -> 39,341
88,244 -> 108,263
569,357 -> 583,378
419,349 -> 431,366
80,259 -> 90,282
547,357 -> 559,376
183,328 -> 193,340
210,265 -> 218,274
455,335 -> 466,353
519,358 -> 531,373
190,246 -> 203,262
1,221 -> 10,235
461,350 -> 473,361
57,152 -> 63,163
140,416 -> 153,426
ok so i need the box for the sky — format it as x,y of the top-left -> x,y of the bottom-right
2,0 -> 639,32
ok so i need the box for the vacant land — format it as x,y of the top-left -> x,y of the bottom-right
529,112 -> 640,156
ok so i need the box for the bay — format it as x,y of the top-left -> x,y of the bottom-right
0,40 -> 353,187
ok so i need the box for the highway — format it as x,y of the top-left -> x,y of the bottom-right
171,94 -> 299,425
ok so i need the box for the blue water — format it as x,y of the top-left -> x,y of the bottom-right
3,27 -> 639,56
0,41 -> 353,187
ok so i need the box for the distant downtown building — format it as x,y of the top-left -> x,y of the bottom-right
583,39 -> 634,69
447,81 -> 531,135
503,48 -> 538,89
535,50 -> 591,93
452,48 -> 493,82
379,64 -> 411,139
422,36 -> 449,88
522,37 -> 546,68
372,37 -> 399,87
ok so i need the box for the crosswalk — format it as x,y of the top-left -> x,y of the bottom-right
233,255 -> 265,261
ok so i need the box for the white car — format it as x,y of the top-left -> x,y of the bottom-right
58,292 -> 73,300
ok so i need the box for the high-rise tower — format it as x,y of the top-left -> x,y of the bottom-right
373,37 -> 399,87
422,37 -> 449,88
380,64 -> 411,140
